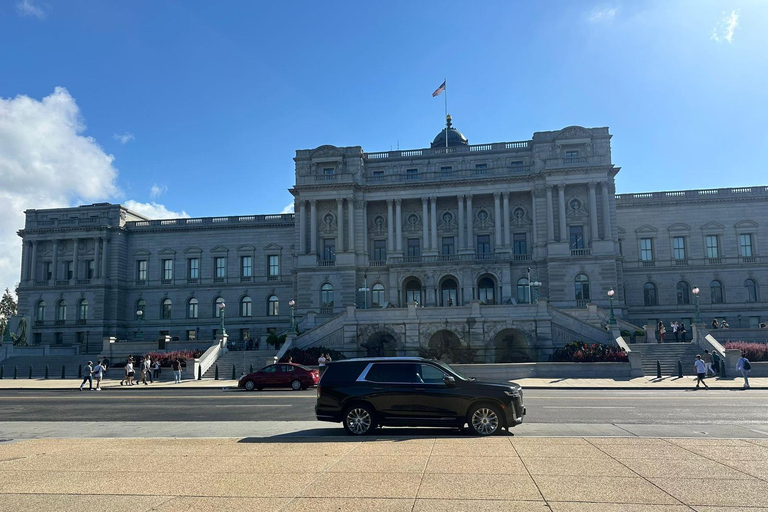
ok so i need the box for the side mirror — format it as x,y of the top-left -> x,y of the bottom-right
443,375 -> 456,387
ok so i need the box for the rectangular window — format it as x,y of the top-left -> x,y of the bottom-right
323,167 -> 334,176
267,255 -> 279,277
441,237 -> 455,256
136,260 -> 147,281
187,330 -> 196,341
510,161 -> 524,168
406,168 -> 418,180
475,163 -> 487,175
373,240 -> 386,261
65,261 -> 73,280
673,237 -> 686,260
86,260 -> 95,279
407,238 -> 421,257
241,256 -> 253,277
323,239 -> 336,261
54,332 -> 63,345
739,234 -> 753,257
476,234 -> 491,254
565,150 -> 579,158
44,262 -> 52,280
569,226 -> 584,250
163,259 -> 173,281
440,166 -> 453,176
188,258 -> 199,279
749,316 -> 760,329
215,257 -> 226,278
513,233 -> 527,255
706,235 -> 719,258
640,238 -> 653,261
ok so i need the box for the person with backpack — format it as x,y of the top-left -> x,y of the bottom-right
92,360 -> 105,391
737,351 -> 752,390
79,361 -> 93,391
693,355 -> 709,390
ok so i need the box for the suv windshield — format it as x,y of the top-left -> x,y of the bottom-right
432,360 -> 471,381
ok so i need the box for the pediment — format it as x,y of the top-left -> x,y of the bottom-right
617,226 -> 626,235
634,224 -> 658,234
210,245 -> 229,253
311,145 -> 343,158
158,248 -> 176,255
700,221 -> 725,231
133,249 -> 150,257
735,220 -> 759,229
555,126 -> 591,141
667,223 -> 691,232
184,246 -> 203,255
237,245 -> 256,252
263,243 -> 283,252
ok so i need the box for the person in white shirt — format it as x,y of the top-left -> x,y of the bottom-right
672,321 -> 679,342
736,352 -> 752,390
318,354 -> 327,376
693,355 -> 709,389
92,360 -> 104,391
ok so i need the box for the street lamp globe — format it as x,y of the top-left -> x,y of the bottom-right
607,289 -> 615,298
692,286 -> 700,295
136,310 -> 143,317
288,299 -> 295,307
692,286 -> 702,324
606,288 -> 616,324
218,301 -> 227,336
288,299 -> 296,332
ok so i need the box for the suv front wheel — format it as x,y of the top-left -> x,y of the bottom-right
343,404 -> 375,435
467,404 -> 502,436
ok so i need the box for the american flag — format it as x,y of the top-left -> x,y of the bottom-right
432,80 -> 446,97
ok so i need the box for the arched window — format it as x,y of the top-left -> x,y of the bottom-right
215,297 -> 225,318
188,298 -> 198,319
676,282 -> 690,305
441,278 -> 458,306
36,301 -> 46,322
478,277 -> 495,304
745,279 -> 758,303
57,300 -> 67,321
267,295 -> 279,316
574,274 -> 590,301
372,283 -> 385,307
162,299 -> 172,319
404,279 -> 420,305
710,280 -> 724,304
136,300 -> 146,319
241,296 -> 252,317
320,284 -> 334,307
517,278 -> 530,304
643,282 -> 657,306
78,299 -> 88,320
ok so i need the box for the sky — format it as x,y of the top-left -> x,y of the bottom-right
1,0 -> 767,294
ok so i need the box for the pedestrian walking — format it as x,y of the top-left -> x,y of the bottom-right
172,359 -> 182,383
123,358 -> 135,386
657,321 -> 666,343
736,351 -> 752,390
152,360 -> 160,380
79,361 -> 93,391
325,353 -> 332,363
138,358 -> 149,385
702,350 -> 715,376
143,356 -> 152,384
712,351 -> 721,375
672,321 -> 679,342
92,360 -> 105,390
693,355 -> 709,389
679,323 -> 687,342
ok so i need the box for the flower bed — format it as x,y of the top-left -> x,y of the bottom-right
142,349 -> 203,367
280,346 -> 345,366
551,341 -> 628,363
724,341 -> 768,361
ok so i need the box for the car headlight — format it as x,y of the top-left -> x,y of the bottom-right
504,389 -> 521,398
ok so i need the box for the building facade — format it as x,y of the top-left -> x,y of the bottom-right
14,121 -> 768,358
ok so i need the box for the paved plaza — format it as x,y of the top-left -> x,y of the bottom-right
2,436 -> 768,511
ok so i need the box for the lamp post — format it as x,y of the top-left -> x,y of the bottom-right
531,281 -> 542,304
85,330 -> 90,353
692,286 -> 702,324
218,301 -> 227,336
607,288 -> 616,325
136,310 -> 144,339
358,275 -> 370,310
288,299 -> 296,332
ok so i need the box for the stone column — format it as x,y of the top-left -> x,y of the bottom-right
30,241 -> 37,281
299,201 -> 306,254
22,243 -> 30,281
72,238 -> 79,281
588,181 -> 599,242
502,192 -> 510,248
531,190 -> 538,249
601,182 -> 612,240
336,199 -> 344,252
361,201 -> 369,259
101,236 -> 109,279
93,237 -> 100,279
52,239 -> 59,281
458,195 -> 465,249
557,184 -> 566,243
493,193 -> 502,251
395,199 -> 403,253
421,197 -> 429,251
546,186 -> 555,242
348,199 -> 355,253
387,199 -> 394,253
430,196 -> 438,252
466,195 -> 474,252
309,200 -> 317,254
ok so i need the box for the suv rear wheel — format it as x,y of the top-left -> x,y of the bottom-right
468,404 -> 502,436
343,404 -> 375,435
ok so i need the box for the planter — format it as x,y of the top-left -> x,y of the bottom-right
621,336 -> 632,345
635,335 -> 646,344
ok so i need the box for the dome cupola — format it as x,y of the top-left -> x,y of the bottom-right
431,114 -> 468,148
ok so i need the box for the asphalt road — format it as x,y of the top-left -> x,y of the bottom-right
2,388 -> 767,426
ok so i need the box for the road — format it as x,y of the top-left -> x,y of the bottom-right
1,388 -> 767,425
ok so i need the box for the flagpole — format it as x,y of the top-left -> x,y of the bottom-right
444,78 -> 448,149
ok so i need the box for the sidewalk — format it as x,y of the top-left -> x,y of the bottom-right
0,375 -> 764,390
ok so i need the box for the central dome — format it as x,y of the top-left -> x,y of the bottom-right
431,114 -> 468,148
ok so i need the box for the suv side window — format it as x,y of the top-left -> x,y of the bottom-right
418,364 -> 446,384
366,363 -> 418,383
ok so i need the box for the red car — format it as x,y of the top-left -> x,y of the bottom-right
238,363 -> 319,391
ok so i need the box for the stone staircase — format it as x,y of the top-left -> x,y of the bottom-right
0,355 -> 90,378
202,349 -> 277,379
629,342 -> 703,377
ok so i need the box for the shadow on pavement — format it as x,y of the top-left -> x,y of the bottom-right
237,426 -> 514,442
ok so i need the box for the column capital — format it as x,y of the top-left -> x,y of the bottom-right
502,191 -> 510,199
429,195 -> 437,202
421,196 -> 429,203
493,192 -> 501,200
387,199 -> 394,205
588,180 -> 597,189
395,198 -> 402,205
310,199 -> 317,206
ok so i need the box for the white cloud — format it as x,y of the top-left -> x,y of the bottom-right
150,184 -> 167,200
113,132 -> 135,144
281,202 -> 295,214
123,200 -> 189,220
711,10 -> 740,43
16,0 -> 47,19
0,87 -> 120,292
588,6 -> 617,23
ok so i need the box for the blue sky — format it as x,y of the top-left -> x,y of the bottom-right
0,0 -> 766,290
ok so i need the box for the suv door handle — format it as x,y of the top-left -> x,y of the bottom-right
372,387 -> 384,391
414,388 -> 425,392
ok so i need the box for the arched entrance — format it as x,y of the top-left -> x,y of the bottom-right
477,275 -> 496,304
426,330 -> 462,363
404,277 -> 422,305
361,332 -> 398,357
439,276 -> 458,306
492,329 -> 534,363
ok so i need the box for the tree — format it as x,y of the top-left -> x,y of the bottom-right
0,288 -> 18,340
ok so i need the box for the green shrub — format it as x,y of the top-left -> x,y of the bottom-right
280,346 -> 345,365
634,330 -> 645,337
551,341 -> 628,363
266,333 -> 287,349
620,330 -> 631,337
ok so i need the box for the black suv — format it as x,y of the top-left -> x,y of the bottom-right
315,357 -> 525,436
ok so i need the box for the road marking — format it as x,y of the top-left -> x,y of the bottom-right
212,404 -> 292,407
542,406 -> 636,409
750,428 -> 768,436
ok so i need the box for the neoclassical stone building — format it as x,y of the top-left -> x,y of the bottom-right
14,120 -> 768,360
